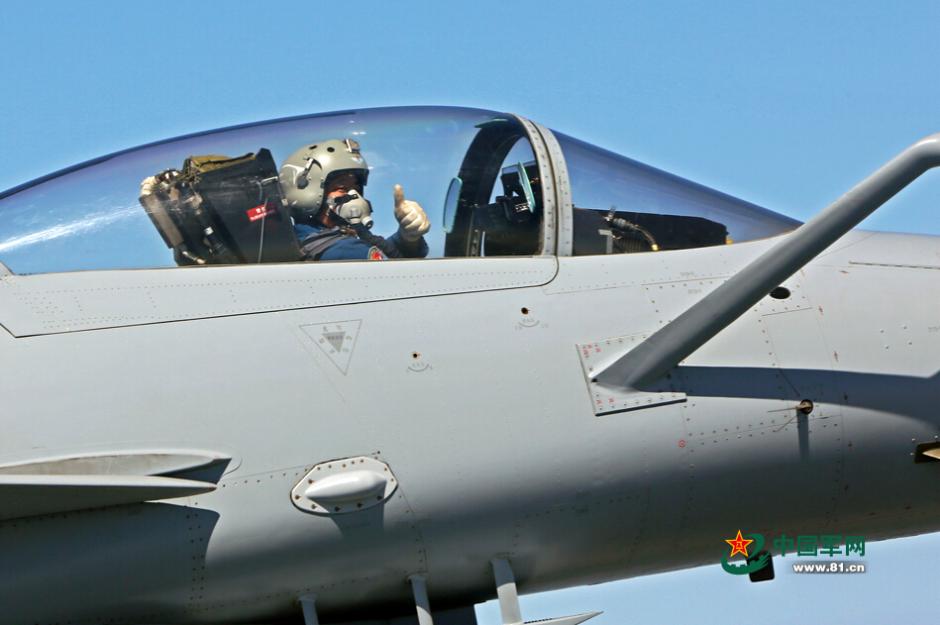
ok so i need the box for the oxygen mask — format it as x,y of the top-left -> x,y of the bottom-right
327,189 -> 374,229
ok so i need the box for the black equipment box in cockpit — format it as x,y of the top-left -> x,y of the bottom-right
141,149 -> 301,265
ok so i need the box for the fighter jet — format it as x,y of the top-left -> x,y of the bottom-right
0,105 -> 936,625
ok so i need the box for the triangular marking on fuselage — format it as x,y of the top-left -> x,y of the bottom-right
300,320 -> 362,375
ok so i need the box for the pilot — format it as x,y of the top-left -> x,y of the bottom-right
279,138 -> 430,261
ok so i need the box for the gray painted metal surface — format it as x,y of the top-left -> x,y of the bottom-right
513,115 -> 560,256
0,257 -> 557,336
530,121 -> 574,257
0,114 -> 937,625
291,456 -> 398,515
594,133 -> 940,391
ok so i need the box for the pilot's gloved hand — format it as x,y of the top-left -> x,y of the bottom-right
393,184 -> 430,242
139,175 -> 158,201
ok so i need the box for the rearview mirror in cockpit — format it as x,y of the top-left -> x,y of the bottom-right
443,176 -> 463,235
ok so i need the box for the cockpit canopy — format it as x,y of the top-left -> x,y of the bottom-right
0,106 -> 798,274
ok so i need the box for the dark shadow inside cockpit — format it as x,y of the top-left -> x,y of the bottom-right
554,130 -> 799,257
444,119 -> 542,258
572,208 -> 729,255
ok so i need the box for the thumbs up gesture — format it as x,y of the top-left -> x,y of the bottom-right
393,184 -> 430,242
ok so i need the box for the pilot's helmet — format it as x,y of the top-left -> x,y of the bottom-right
279,138 -> 370,222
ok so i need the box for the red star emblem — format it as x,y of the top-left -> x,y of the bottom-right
725,529 -> 754,559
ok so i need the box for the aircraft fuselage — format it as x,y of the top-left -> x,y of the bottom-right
1,229 -> 938,624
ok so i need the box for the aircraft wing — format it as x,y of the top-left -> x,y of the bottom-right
0,474 -> 216,521
0,449 -> 228,520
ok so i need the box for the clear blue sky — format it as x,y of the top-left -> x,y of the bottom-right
2,1 -> 938,623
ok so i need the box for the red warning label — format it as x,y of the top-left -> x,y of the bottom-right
246,203 -> 275,222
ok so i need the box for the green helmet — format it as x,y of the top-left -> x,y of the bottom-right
279,138 -> 370,222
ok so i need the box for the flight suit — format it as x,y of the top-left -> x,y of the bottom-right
294,222 -> 429,261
